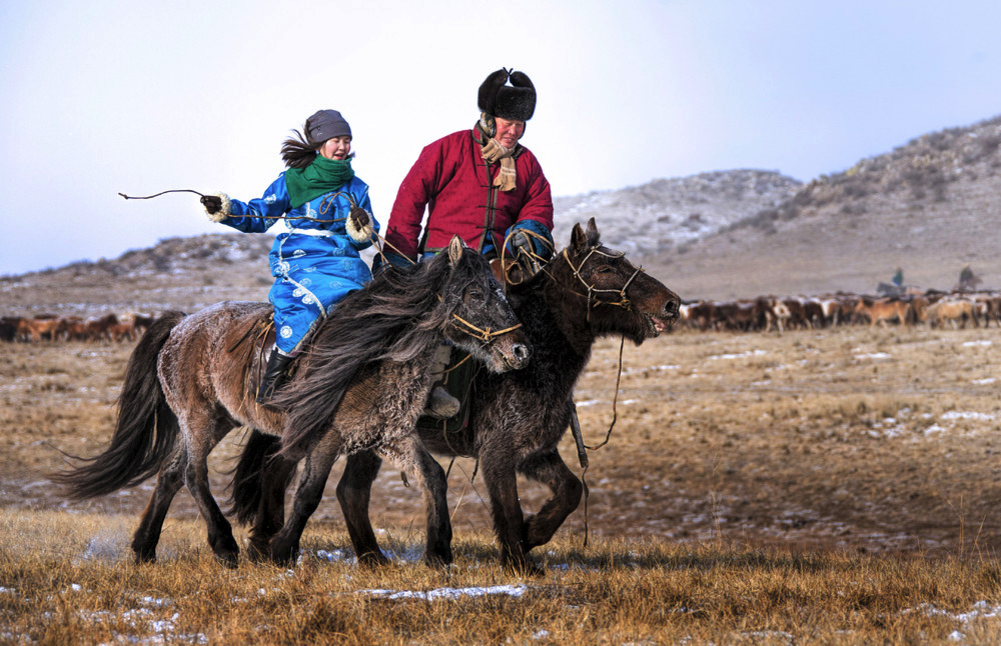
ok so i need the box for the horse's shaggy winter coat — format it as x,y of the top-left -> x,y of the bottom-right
54,238 -> 530,566
233,219 -> 681,571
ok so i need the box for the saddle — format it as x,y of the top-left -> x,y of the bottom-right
236,316 -> 286,402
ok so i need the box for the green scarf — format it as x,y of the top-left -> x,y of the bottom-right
284,156 -> 355,208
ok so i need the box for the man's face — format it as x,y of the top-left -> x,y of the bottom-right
494,117 -> 525,148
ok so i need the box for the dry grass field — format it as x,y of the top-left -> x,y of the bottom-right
2,322 -> 1001,643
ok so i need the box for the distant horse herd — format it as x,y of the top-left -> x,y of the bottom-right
3,290 -> 996,346
679,289 -> 1001,332
3,290 -> 992,348
0,312 -> 154,343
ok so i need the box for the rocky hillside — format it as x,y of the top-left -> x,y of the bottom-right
4,114 -> 1001,315
0,234 -> 275,318
643,115 -> 1001,299
552,169 -> 802,256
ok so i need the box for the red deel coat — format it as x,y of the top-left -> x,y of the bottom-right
385,129 -> 554,258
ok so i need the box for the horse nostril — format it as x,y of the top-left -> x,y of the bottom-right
664,300 -> 680,317
514,344 -> 531,361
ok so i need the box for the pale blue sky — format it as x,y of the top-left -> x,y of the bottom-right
2,0 -> 1000,275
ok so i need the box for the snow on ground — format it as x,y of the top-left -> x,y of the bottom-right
357,583 -> 528,601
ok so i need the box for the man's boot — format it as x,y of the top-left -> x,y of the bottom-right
423,344 -> 461,419
256,349 -> 295,405
425,384 -> 461,419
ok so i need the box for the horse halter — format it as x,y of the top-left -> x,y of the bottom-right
434,293 -> 523,345
449,314 -> 522,344
562,246 -> 644,318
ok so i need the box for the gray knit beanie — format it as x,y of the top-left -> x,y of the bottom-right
306,109 -> 352,143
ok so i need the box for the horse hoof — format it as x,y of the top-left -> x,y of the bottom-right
357,551 -> 391,567
268,543 -> 299,566
503,559 -> 545,578
133,552 -> 156,565
246,542 -> 269,563
215,552 -> 239,569
423,552 -> 454,569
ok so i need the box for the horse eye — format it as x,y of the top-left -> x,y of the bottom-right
467,289 -> 483,300
596,265 -> 613,274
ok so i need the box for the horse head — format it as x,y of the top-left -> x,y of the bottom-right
559,217 -> 681,344
437,236 -> 532,372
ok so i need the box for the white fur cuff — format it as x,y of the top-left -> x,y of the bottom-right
346,209 -> 375,242
204,192 -> 231,222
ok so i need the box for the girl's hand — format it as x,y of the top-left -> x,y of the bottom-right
346,206 -> 374,242
349,206 -> 370,229
200,193 -> 230,222
201,195 -> 222,214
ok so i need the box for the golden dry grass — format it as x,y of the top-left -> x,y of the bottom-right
2,323 -> 1001,643
3,511 -> 1001,644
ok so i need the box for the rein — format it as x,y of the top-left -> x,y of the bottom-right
552,244 -> 640,548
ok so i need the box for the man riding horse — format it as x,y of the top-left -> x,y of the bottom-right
380,68 -> 556,415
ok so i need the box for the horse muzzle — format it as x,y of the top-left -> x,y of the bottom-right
493,332 -> 532,372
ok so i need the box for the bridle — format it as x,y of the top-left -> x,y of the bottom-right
433,294 -> 524,373
449,313 -> 523,345
561,245 -> 645,319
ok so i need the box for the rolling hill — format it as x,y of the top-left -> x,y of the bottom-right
3,114 -> 1000,316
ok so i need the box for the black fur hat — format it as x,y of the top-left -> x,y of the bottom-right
477,68 -> 536,121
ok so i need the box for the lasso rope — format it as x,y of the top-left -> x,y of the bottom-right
118,187 -> 357,223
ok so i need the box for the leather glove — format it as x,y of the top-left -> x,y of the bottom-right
346,206 -> 375,242
510,230 -> 532,255
349,206 -> 370,229
201,195 -> 222,214
509,229 -> 544,277
201,193 -> 229,222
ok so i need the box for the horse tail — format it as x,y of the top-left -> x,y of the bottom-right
52,311 -> 186,500
227,429 -> 296,526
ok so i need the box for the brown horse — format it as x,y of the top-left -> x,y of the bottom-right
232,219 -> 681,572
853,296 -> 912,328
54,238 -> 531,567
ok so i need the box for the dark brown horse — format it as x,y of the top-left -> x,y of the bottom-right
233,219 -> 680,572
54,238 -> 531,567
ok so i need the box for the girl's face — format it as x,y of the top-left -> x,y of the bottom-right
318,136 -> 352,160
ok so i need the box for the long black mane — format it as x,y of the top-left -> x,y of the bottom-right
274,249 -> 492,454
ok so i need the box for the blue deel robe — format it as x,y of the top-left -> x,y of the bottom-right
219,173 -> 379,354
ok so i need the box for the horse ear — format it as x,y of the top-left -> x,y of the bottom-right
447,235 -> 465,266
570,222 -> 587,254
585,217 -> 600,246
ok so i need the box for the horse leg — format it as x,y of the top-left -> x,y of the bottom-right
182,416 -> 240,568
246,451 -> 298,562
268,432 -> 343,565
392,437 -> 452,567
336,450 -> 390,566
480,456 -> 537,574
518,449 -> 583,553
131,445 -> 187,563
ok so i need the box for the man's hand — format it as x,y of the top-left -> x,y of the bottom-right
510,230 -> 532,255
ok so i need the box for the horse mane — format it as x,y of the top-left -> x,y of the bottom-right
274,248 -> 490,455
